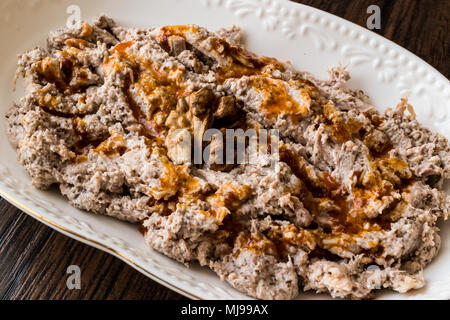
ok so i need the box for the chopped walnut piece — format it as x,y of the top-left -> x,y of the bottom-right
168,35 -> 186,56
165,98 -> 193,164
165,88 -> 217,164
35,57 -> 68,90
165,91 -> 216,164
165,97 -> 191,130
187,87 -> 214,116
214,96 -> 237,120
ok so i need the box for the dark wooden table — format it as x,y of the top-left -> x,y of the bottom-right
0,0 -> 448,300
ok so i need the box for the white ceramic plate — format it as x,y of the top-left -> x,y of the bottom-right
0,0 -> 449,300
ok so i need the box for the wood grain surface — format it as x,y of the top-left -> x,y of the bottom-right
0,0 -> 448,300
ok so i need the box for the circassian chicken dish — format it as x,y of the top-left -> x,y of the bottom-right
6,16 -> 450,299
